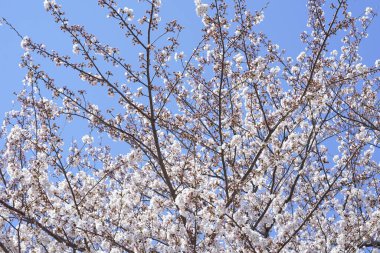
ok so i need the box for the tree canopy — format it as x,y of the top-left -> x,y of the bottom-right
1,0 -> 380,252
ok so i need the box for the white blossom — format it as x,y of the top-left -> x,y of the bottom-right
296,51 -> 306,62
81,134 -> 94,144
365,7 -> 373,16
234,53 -> 244,64
297,52 -> 306,62
123,7 -> 134,21
253,11 -> 265,24
291,65 -> 300,74
20,36 -> 31,51
194,0 -> 208,17
43,0 -> 55,11
72,43 -> 80,54
230,134 -> 242,147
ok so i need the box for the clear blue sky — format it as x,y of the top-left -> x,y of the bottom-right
1,0 -> 379,118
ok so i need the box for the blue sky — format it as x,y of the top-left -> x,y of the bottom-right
0,0 -> 379,118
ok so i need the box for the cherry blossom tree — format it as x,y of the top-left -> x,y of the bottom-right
1,0 -> 380,252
